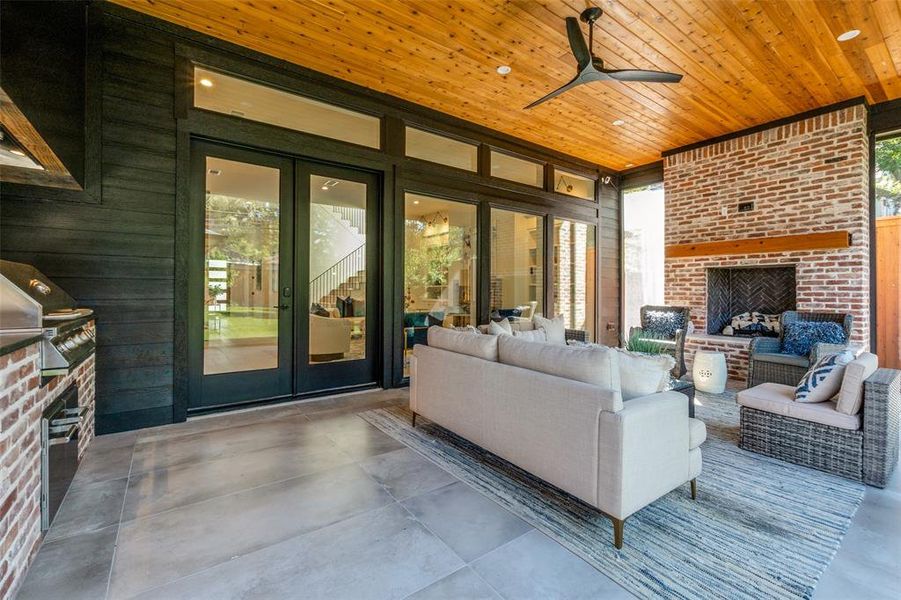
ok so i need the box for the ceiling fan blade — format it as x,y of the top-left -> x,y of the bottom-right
524,75 -> 585,109
565,17 -> 591,69
604,69 -> 683,83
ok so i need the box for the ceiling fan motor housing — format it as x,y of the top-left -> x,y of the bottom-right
580,7 -> 603,25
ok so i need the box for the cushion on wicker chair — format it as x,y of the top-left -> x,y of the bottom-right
835,352 -> 879,416
737,383 -> 860,430
795,351 -> 854,403
781,321 -> 847,356
643,310 -> 685,338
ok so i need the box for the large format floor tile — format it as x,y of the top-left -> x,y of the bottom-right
45,477 -> 128,543
406,567 -> 501,600
71,443 -> 134,487
472,529 -> 635,600
16,524 -> 119,600
359,447 -> 457,501
122,433 -> 354,520
402,481 -> 532,562
108,463 -> 393,598
133,503 -> 463,600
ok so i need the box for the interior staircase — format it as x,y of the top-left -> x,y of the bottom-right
310,204 -> 367,310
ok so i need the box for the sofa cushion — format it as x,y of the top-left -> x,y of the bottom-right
752,352 -> 810,368
781,321 -> 847,356
795,351 -> 854,403
513,328 -> 547,343
689,418 -> 707,450
835,352 -> 879,416
497,335 -> 621,391
614,349 -> 674,400
427,326 -> 498,362
737,383 -> 860,430
533,314 -> 566,345
488,319 -> 513,336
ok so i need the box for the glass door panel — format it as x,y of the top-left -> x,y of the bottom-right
204,157 -> 282,375
309,175 -> 368,363
403,193 -> 478,376
489,208 -> 544,319
553,219 -> 596,340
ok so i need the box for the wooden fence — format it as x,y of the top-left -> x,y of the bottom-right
876,215 -> 901,369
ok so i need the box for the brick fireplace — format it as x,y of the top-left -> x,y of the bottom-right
664,104 -> 871,383
706,266 -> 796,336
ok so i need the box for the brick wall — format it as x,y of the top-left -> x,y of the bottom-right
665,104 -> 870,382
0,343 -> 95,599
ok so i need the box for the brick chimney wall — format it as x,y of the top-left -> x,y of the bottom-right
664,104 -> 870,381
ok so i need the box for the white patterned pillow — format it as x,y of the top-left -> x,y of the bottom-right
795,351 -> 854,403
487,319 -> 512,336
513,328 -> 547,343
533,313 -> 566,345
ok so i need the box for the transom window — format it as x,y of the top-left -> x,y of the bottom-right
490,150 -> 543,187
554,168 -> 596,200
405,127 -> 478,171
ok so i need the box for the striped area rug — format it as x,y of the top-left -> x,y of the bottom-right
360,389 -> 864,600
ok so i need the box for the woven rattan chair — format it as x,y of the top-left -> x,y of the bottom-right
747,311 -> 853,387
629,305 -> 691,377
739,368 -> 900,487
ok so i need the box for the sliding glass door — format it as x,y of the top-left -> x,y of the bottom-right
402,193 -> 478,376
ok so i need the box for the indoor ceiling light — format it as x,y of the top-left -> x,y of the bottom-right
837,29 -> 860,42
321,185 -> 329,190
625,163 -> 634,167
496,65 -> 512,75
199,78 -> 214,87
612,119 -> 625,126
413,200 -> 419,204
9,149 -> 25,156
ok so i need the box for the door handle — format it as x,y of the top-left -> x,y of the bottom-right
273,304 -> 289,310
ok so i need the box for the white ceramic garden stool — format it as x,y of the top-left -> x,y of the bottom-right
692,350 -> 727,394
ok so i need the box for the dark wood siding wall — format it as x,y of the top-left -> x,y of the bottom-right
0,5 -> 623,433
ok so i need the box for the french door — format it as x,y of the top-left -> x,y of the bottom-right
188,141 -> 378,411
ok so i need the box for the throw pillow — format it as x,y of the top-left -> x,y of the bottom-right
513,328 -> 547,343
781,321 -> 847,356
453,325 -> 481,335
533,313 -> 566,345
309,302 -> 330,317
644,310 -> 685,338
795,351 -> 854,403
488,318 -> 513,336
614,349 -> 675,400
835,352 -> 878,415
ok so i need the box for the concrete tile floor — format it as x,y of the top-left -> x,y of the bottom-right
15,388 -> 901,600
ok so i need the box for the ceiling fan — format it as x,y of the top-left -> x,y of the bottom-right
525,7 -> 682,109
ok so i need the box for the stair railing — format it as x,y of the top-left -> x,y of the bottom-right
310,243 -> 366,309
333,206 -> 366,234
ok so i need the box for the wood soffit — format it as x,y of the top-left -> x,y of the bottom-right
112,0 -> 901,170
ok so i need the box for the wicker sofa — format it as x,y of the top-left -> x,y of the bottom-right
738,362 -> 899,487
747,311 -> 853,387
629,305 -> 690,377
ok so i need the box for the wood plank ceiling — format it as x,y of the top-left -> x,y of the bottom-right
113,0 -> 901,170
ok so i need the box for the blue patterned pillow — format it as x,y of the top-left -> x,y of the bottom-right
644,310 -> 685,338
795,351 -> 854,403
781,321 -> 846,356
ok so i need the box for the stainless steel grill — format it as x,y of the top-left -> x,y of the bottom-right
0,260 -> 95,381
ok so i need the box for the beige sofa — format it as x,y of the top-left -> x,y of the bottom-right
410,326 -> 705,548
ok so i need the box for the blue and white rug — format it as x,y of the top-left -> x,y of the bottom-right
361,389 -> 864,600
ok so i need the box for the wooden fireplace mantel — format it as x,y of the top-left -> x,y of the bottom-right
665,231 -> 852,259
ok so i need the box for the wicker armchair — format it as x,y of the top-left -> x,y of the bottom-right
739,368 -> 900,487
628,305 -> 691,377
747,311 -> 853,387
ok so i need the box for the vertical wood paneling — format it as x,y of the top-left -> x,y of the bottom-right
876,216 -> 901,369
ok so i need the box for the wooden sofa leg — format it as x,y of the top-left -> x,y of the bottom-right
411,412 -> 417,427
690,479 -> 697,500
612,518 -> 624,549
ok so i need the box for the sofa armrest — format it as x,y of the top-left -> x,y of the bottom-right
862,368 -> 901,487
750,336 -> 781,355
597,391 -> 692,519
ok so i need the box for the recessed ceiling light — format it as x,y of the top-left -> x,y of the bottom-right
321,185 -> 329,191
413,200 -> 420,205
837,29 -> 860,42
9,149 -> 25,156
625,163 -> 635,168
199,78 -> 214,87
612,119 -> 625,126
496,65 -> 512,75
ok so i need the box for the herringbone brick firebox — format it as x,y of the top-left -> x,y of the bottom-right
664,104 -> 871,383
